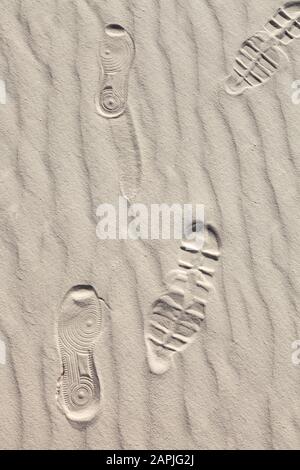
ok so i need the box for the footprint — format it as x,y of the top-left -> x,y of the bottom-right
225,2 -> 300,95
56,286 -> 102,423
225,32 -> 286,96
96,24 -> 135,118
146,223 -> 221,375
0,338 -> 5,365
265,1 -> 300,45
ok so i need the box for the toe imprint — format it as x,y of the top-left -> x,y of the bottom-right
96,24 -> 135,118
56,285 -> 102,424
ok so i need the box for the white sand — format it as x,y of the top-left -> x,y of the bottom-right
0,0 -> 299,449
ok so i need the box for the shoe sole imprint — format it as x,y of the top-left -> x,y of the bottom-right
56,285 -> 102,424
226,2 -> 300,95
146,223 -> 221,375
225,32 -> 286,95
265,1 -> 300,44
96,24 -> 135,118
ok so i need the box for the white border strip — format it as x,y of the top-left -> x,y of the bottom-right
0,80 -> 6,104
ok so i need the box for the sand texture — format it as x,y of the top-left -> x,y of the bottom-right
0,0 -> 299,450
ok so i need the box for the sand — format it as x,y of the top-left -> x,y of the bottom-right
0,0 -> 299,450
